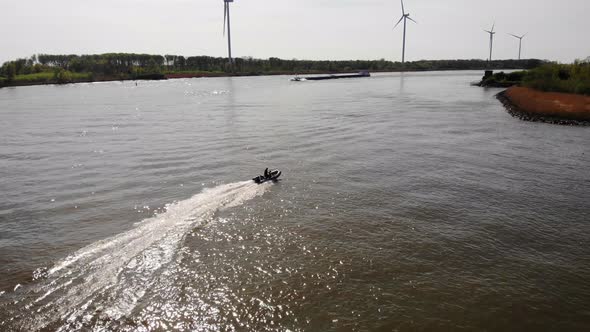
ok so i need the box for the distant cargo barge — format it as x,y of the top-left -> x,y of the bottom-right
291,71 -> 370,81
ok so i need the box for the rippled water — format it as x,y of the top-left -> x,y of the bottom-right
1,72 -> 589,331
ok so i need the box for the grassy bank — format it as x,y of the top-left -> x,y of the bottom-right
0,71 -> 94,87
17,71 -> 91,83
524,62 -> 590,95
481,62 -> 590,96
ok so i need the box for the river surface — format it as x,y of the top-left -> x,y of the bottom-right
0,71 -> 589,331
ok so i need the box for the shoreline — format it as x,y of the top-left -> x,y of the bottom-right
1,68 -> 518,89
0,71 -> 331,89
496,87 -> 590,126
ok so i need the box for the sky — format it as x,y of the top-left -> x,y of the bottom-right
0,0 -> 588,64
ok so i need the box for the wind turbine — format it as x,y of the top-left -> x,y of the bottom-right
393,0 -> 417,64
508,33 -> 526,60
223,0 -> 234,64
484,23 -> 496,61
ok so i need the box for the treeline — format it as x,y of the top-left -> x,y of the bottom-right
0,53 -> 545,86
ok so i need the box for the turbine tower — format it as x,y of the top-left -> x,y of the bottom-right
223,0 -> 234,65
509,33 -> 526,60
484,23 -> 496,62
393,0 -> 417,64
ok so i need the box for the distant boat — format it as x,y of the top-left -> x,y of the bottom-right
290,76 -> 307,82
290,71 -> 370,81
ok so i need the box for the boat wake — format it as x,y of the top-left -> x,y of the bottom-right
0,180 -> 270,331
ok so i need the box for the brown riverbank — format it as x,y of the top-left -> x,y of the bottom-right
497,86 -> 590,125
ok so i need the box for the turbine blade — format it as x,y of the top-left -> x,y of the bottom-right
401,0 -> 405,15
508,33 -> 519,38
522,33 -> 527,38
408,16 -> 417,24
393,16 -> 404,30
491,22 -> 495,32
484,29 -> 492,34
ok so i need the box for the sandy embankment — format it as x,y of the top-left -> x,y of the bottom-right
497,86 -> 590,125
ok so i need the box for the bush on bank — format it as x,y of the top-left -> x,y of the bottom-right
482,61 -> 590,96
523,62 -> 590,95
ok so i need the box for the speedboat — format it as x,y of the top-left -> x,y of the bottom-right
253,168 -> 282,184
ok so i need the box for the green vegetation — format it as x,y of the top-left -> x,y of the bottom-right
480,60 -> 590,95
14,72 -> 54,83
1,53 -> 545,88
480,71 -> 527,87
7,71 -> 92,85
523,61 -> 590,95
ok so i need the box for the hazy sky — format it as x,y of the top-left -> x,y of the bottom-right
1,0 -> 588,64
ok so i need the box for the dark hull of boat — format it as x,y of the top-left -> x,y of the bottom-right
253,170 -> 282,184
304,73 -> 370,80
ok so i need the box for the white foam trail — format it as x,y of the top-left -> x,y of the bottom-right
7,180 -> 270,331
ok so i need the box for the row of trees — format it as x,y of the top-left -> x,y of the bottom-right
1,53 -> 545,84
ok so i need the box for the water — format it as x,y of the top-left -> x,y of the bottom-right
1,72 -> 589,331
